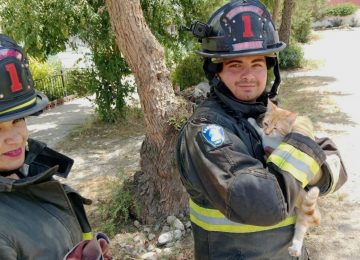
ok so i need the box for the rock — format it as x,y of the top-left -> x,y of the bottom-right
147,244 -> 156,251
166,215 -> 177,224
134,220 -> 141,228
157,230 -> 182,245
185,221 -> 192,229
163,248 -> 173,254
153,223 -> 161,232
134,235 -> 142,242
167,216 -> 184,230
162,225 -> 170,232
140,252 -> 157,260
148,233 -> 156,241
144,227 -> 151,233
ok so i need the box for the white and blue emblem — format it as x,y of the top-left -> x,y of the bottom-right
202,125 -> 225,147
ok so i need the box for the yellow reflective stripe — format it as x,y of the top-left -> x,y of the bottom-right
277,143 -> 320,175
267,143 -> 320,188
190,198 -> 225,218
268,154 -> 309,188
189,199 -> 296,233
0,97 -> 37,115
82,232 -> 93,240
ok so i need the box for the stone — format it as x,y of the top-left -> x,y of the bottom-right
157,230 -> 182,245
144,227 -> 151,233
166,215 -> 177,224
134,220 -> 141,228
148,233 -> 156,241
140,252 -> 157,260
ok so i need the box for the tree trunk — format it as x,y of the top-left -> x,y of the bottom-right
272,0 -> 281,26
279,0 -> 295,45
105,0 -> 188,224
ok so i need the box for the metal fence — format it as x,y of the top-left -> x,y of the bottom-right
33,70 -> 68,101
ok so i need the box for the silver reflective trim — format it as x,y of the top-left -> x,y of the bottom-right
271,149 -> 314,179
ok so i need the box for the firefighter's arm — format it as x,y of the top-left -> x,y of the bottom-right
0,234 -> 17,259
311,137 -> 348,195
184,122 -> 299,226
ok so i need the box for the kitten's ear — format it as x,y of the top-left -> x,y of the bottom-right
267,99 -> 277,111
287,112 -> 298,125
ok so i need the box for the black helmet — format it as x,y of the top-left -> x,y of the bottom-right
188,0 -> 285,99
0,34 -> 48,122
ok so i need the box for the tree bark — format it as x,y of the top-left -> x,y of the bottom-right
272,0 -> 282,27
105,0 -> 188,224
279,0 -> 295,45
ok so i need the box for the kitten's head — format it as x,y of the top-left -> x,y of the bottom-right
262,100 -> 297,136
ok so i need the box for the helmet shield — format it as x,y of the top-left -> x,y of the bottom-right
196,0 -> 286,58
0,34 -> 48,122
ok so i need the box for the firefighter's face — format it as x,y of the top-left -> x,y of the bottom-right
218,55 -> 267,102
0,118 -> 28,172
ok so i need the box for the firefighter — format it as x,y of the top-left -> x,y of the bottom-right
0,33 -> 103,259
176,1 -> 347,259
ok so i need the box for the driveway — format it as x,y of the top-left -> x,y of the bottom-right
27,97 -> 94,148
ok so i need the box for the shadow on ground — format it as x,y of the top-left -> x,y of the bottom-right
278,75 -> 356,134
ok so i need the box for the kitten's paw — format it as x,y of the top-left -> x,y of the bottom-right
288,245 -> 301,257
288,240 -> 302,257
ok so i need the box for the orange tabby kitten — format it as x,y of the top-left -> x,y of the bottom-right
249,100 -> 321,257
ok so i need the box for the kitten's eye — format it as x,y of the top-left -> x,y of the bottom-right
263,121 -> 268,127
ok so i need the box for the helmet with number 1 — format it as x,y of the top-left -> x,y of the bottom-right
0,34 -> 48,122
189,0 -> 286,98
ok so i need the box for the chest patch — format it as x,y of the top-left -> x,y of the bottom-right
202,125 -> 225,147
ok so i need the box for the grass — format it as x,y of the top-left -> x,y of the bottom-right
56,106 -> 146,152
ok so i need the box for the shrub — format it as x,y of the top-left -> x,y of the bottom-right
30,57 -> 65,101
279,43 -> 304,69
171,52 -> 205,90
325,3 -> 358,17
64,69 -> 96,97
292,15 -> 312,43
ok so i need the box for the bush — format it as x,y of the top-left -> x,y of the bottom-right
279,43 -> 304,69
64,69 -> 96,97
292,15 -> 312,43
30,57 -> 65,101
325,3 -> 358,17
171,53 -> 205,90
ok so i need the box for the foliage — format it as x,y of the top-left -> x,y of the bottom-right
0,0 -> 230,122
325,3 -> 358,17
29,57 -> 66,100
279,42 -> 304,69
64,69 -> 96,97
171,52 -> 205,90
0,0 -> 133,122
292,15 -> 312,43
0,0 -> 84,60
97,177 -> 139,237
141,0 -> 227,67
168,115 -> 188,131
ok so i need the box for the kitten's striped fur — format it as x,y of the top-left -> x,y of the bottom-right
262,100 -> 321,257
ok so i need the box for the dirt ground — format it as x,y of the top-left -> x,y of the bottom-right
56,28 -> 360,260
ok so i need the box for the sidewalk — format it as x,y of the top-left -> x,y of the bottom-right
27,97 -> 95,148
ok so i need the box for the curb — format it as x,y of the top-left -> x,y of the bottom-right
43,95 -> 77,111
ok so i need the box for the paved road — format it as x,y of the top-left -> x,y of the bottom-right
27,97 -> 94,148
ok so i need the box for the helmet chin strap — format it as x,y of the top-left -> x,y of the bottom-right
268,57 -> 281,101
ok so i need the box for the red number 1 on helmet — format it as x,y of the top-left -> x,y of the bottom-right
5,63 -> 22,93
242,15 -> 254,38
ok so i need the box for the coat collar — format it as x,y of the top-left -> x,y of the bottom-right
213,83 -> 267,119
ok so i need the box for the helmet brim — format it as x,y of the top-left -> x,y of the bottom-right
197,43 -> 286,58
0,91 -> 49,122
